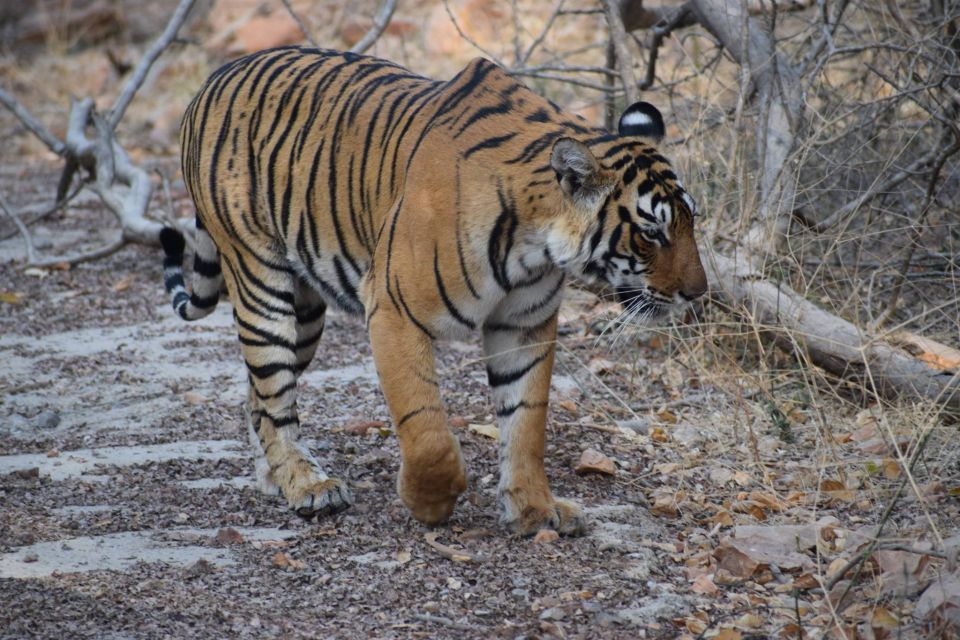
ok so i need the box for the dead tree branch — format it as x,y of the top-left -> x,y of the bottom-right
349,0 -> 399,55
0,0 -> 199,265
108,0 -> 197,130
0,88 -> 65,155
280,0 -> 319,48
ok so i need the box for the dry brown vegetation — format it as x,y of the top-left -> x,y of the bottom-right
1,1 -> 959,638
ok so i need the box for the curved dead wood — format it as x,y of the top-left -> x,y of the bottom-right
706,249 -> 960,411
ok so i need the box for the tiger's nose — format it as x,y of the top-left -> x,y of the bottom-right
679,271 -> 707,300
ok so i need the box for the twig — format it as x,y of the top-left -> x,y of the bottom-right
441,0 -> 503,65
280,0 -> 319,47
872,130 -> 960,329
0,191 -> 37,264
638,5 -> 693,90
0,87 -> 65,155
0,181 -> 86,241
423,532 -> 487,563
517,0 -> 565,68
350,0 -> 398,55
108,0 -> 197,130
26,235 -> 126,269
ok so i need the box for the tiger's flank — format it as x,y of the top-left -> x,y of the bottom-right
160,46 -> 707,536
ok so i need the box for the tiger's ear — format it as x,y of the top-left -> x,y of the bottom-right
618,102 -> 665,142
551,138 -> 612,207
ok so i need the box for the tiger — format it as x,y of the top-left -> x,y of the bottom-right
160,46 -> 707,536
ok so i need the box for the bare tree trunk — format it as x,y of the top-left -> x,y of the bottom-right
689,0 -> 802,255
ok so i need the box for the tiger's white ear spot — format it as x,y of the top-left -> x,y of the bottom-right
620,111 -> 653,128
618,102 -> 665,141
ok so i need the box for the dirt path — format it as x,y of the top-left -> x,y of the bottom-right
0,239 -> 689,639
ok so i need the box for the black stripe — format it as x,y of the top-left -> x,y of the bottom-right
395,277 -> 435,340
247,361 -> 297,379
463,132 -> 517,159
398,406 -> 443,428
496,400 -> 548,418
434,245 -> 475,329
487,351 -> 549,388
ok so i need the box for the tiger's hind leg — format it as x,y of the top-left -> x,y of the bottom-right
225,259 -> 351,518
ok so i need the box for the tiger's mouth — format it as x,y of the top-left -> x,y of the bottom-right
615,287 -> 669,320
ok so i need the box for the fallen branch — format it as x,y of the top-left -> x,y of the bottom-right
423,532 -> 487,563
706,249 -> 960,411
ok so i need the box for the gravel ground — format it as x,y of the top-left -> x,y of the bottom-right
0,200 -> 695,639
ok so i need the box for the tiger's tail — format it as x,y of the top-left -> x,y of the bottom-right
159,224 -> 223,321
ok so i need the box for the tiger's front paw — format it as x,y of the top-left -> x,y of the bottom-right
290,478 -> 353,518
397,435 -> 467,525
501,490 -> 587,537
274,453 -> 353,518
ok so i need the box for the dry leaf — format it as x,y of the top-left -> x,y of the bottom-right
271,551 -> 305,570
533,529 -> 560,545
650,427 -> 670,443
342,419 -> 386,435
871,607 -> 899,629
732,471 -> 752,487
448,416 -> 468,428
655,462 -> 681,475
210,527 -> 244,546
468,423 -> 499,439
820,479 -> 855,502
557,400 -> 577,413
690,574 -> 718,595
714,629 -> 742,640
0,291 -> 22,304
575,448 -> 615,476
183,392 -> 207,405
655,408 -> 678,424
395,549 -> 412,564
110,276 -> 133,292
650,496 -> 679,518
736,613 -> 763,628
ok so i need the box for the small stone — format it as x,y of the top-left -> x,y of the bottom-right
32,410 -> 60,430
533,529 -> 560,544
209,526 -> 244,546
343,420 -> 385,436
539,607 -> 566,621
616,418 -> 650,434
511,588 -> 529,601
183,392 -> 207,405
448,416 -> 468,428
45,449 -> 59,458
447,577 -> 463,590
12,467 -> 39,480
575,449 -> 616,476
22,553 -> 38,563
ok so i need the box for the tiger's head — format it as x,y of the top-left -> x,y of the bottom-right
546,102 -> 707,322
